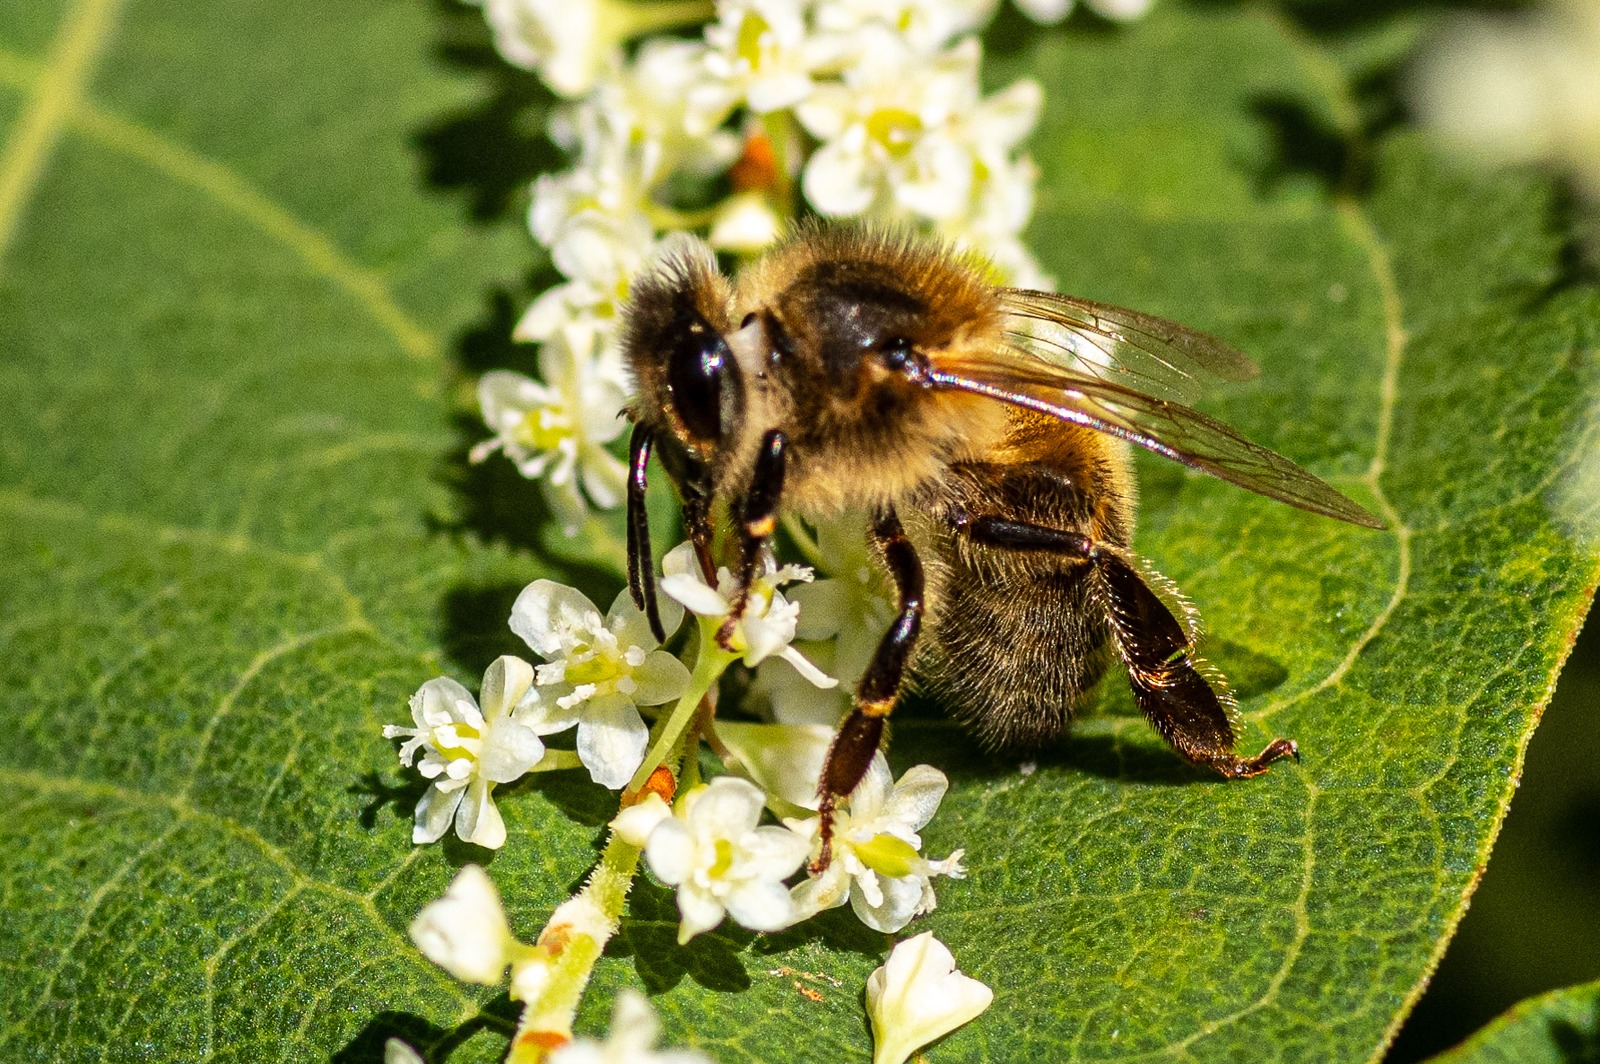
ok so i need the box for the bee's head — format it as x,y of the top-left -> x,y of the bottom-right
620,236 -> 743,470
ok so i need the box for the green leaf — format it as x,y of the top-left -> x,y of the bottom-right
0,2 -> 1594,1064
1425,980 -> 1600,1064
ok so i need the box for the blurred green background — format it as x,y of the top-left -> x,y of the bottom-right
1390,612 -> 1599,1061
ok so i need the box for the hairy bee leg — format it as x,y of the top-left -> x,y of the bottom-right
717,429 -> 788,649
626,424 -> 667,644
815,508 -> 924,871
953,513 -> 1297,779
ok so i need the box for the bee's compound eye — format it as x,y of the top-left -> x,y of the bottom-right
667,320 -> 732,444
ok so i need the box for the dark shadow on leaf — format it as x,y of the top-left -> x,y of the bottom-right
889,712 -> 1217,788
437,581 -> 532,678
351,769 -> 430,832
454,287 -> 541,377
608,879 -> 756,994
332,1010 -> 505,1063
1513,176 -> 1600,309
755,901 -> 890,959
1549,993 -> 1600,1060
511,767 -> 619,830
1249,95 -> 1355,197
1207,638 -> 1290,700
983,0 -> 1125,62
411,0 -> 563,224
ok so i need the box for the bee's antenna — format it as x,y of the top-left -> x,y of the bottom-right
627,423 -> 667,644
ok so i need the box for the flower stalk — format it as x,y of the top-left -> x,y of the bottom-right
506,829 -> 646,1063
626,619 -> 736,794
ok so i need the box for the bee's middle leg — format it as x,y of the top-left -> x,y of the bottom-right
814,506 -> 923,871
951,512 -> 1297,779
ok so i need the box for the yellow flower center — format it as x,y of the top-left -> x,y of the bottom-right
514,409 -> 573,451
866,108 -> 921,157
709,838 -> 736,878
736,12 -> 770,67
853,833 -> 920,878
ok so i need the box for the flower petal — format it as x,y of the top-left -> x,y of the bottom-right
644,818 -> 695,885
456,776 -> 508,850
607,588 -> 685,650
688,776 -> 767,836
674,886 -> 727,943
724,878 -> 801,932
850,869 -> 927,933
631,650 -> 692,706
575,694 -> 649,789
777,645 -> 840,689
716,721 -> 834,811
479,717 -> 546,783
407,864 -> 514,984
479,655 -> 536,721
659,573 -> 731,617
509,580 -> 603,658
880,764 -> 950,833
411,676 -> 476,728
413,782 -> 464,845
867,933 -> 994,1064
611,792 -> 673,848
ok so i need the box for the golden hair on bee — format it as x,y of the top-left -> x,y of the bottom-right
619,223 -> 1380,868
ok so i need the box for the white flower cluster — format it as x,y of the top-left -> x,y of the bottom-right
385,546 -> 961,930
385,581 -> 690,846
467,0 -> 1167,530
386,551 -> 985,1060
398,868 -> 988,1064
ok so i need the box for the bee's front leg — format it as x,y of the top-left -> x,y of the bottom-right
626,424 -> 668,643
814,507 -> 924,872
716,429 -> 788,649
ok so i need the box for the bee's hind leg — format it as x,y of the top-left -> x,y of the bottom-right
814,507 -> 924,871
952,513 -> 1297,780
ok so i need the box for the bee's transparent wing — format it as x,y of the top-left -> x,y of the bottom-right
930,346 -> 1383,529
997,288 -> 1258,405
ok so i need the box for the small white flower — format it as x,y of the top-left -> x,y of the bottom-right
749,511 -> 892,723
549,988 -> 716,1064
866,933 -> 993,1064
477,0 -> 715,98
477,0 -> 612,97
385,1040 -> 426,1064
789,759 -> 964,932
516,212 -> 658,345
714,720 -> 835,810
708,191 -> 784,252
611,791 -> 674,847
814,0 -> 998,55
691,0 -> 848,133
470,325 -> 629,535
385,657 -> 545,849
643,776 -> 810,941
408,865 -> 520,984
1412,2 -> 1600,202
796,34 -> 979,218
658,542 -> 837,688
510,582 -> 690,788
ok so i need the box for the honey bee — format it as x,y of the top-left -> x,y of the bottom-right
620,226 -> 1380,864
